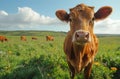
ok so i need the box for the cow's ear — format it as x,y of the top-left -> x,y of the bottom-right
94,6 -> 112,21
56,10 -> 69,22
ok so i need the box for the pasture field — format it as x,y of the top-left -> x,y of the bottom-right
0,31 -> 120,79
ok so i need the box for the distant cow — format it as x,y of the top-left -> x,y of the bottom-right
32,37 -> 37,40
0,35 -> 8,42
21,36 -> 27,41
56,3 -> 112,79
46,35 -> 54,41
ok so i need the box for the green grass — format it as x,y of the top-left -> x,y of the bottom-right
0,31 -> 120,79
91,37 -> 120,79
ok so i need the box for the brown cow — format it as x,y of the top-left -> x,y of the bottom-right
56,3 -> 112,79
0,35 -> 8,42
46,35 -> 54,41
32,37 -> 37,40
21,36 -> 27,41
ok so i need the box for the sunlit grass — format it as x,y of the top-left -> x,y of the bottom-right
0,33 -> 120,79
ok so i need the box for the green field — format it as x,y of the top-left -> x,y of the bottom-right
0,31 -> 120,79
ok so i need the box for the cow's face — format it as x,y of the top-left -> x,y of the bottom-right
69,4 -> 94,44
56,3 -> 112,45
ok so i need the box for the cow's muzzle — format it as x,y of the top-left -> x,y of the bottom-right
72,30 -> 91,45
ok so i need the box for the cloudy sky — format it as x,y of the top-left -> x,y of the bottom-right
0,0 -> 120,34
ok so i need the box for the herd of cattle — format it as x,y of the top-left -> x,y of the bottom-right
0,35 -> 54,42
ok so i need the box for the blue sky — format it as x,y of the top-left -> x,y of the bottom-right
0,0 -> 120,34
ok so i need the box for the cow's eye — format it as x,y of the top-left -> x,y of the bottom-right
89,17 -> 95,24
77,8 -> 83,12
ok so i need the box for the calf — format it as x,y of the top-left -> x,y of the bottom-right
56,3 -> 112,79
32,37 -> 37,40
21,36 -> 27,41
46,35 -> 54,41
0,35 -> 8,42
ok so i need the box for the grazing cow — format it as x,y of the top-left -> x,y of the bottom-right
56,3 -> 112,79
21,36 -> 27,41
32,37 -> 37,40
46,35 -> 54,41
0,35 -> 8,42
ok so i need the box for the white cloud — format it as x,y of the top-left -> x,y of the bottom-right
0,7 -> 65,30
0,7 -> 120,34
94,18 -> 120,34
0,11 -> 8,16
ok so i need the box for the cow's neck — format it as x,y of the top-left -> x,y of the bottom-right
73,43 -> 86,57
73,44 -> 84,51
72,43 -> 89,72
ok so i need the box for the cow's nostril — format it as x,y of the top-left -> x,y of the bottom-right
76,32 -> 80,38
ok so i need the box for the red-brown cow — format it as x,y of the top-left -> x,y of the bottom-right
21,36 -> 27,41
56,3 -> 112,79
0,35 -> 8,42
46,35 -> 54,41
32,37 -> 37,40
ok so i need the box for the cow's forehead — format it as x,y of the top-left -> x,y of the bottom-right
69,4 -> 95,20
70,4 -> 94,12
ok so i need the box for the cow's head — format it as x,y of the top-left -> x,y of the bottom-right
5,38 -> 8,41
56,3 -> 112,45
